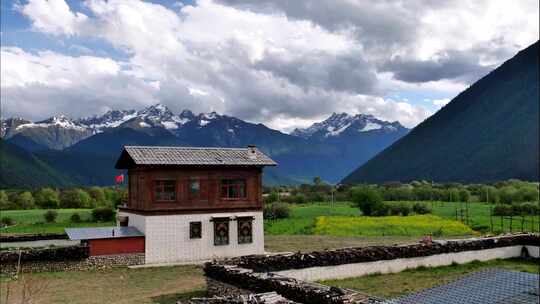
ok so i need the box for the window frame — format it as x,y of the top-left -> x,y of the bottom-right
189,179 -> 201,199
237,217 -> 253,244
220,179 -> 247,200
153,179 -> 177,202
189,221 -> 202,239
213,218 -> 230,246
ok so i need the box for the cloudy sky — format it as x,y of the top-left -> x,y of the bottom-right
1,0 -> 538,132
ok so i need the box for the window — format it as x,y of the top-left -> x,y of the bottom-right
154,180 -> 176,201
237,217 -> 253,244
190,179 -> 200,198
220,179 -> 246,199
190,222 -> 202,239
213,218 -> 229,246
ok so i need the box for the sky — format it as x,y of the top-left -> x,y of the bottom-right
1,0 -> 538,132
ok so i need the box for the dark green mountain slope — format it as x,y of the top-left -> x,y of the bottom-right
343,41 -> 540,184
0,140 -> 74,188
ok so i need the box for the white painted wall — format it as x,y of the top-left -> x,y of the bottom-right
119,211 -> 264,264
275,245 -> 540,282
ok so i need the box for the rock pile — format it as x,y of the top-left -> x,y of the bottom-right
227,234 -> 539,272
204,264 -> 380,304
178,292 -> 298,303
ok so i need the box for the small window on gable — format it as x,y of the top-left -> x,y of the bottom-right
154,180 -> 176,202
213,218 -> 229,246
190,179 -> 200,198
190,222 -> 202,239
237,217 -> 253,244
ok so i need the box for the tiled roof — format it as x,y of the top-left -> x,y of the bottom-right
119,146 -> 277,167
65,226 -> 144,240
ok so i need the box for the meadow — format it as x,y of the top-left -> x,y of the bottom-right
1,201 -> 538,236
265,201 -> 539,236
0,209 -> 114,234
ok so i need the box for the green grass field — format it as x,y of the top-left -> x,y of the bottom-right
265,202 -> 539,236
2,201 -> 538,236
0,209 -> 114,234
320,258 -> 540,298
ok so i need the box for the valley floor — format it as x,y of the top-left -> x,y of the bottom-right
1,257 -> 537,304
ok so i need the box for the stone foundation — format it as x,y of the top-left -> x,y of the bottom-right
0,253 -> 144,276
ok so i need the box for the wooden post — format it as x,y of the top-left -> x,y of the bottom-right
490,206 -> 493,233
509,216 -> 513,233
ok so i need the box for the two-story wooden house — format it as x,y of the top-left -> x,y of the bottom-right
114,145 -> 276,264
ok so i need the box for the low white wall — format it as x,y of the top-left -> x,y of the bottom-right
121,211 -> 264,264
275,245 -> 539,282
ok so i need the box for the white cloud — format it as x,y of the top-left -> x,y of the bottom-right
2,0 -> 538,131
20,0 -> 88,35
432,98 -> 451,107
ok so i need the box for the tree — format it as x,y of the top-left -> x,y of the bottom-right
266,191 -> 279,203
16,191 -> 35,209
0,190 -> 13,210
60,189 -> 92,208
34,188 -> 60,209
87,187 -> 106,207
351,186 -> 383,216
313,176 -> 322,186
458,189 -> 471,202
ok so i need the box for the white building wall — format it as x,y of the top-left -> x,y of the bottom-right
121,211 -> 264,264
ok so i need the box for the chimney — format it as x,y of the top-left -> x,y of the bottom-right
247,145 -> 257,159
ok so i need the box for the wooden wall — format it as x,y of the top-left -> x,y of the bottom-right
88,237 -> 145,256
124,166 -> 263,213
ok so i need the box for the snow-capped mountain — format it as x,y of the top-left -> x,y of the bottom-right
1,115 -> 94,151
2,104 -> 409,184
291,112 -> 406,140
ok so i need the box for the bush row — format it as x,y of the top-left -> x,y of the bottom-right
0,187 -> 127,210
0,207 -> 116,228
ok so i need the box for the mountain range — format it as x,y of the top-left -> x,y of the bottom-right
1,104 -> 408,187
343,41 -> 540,184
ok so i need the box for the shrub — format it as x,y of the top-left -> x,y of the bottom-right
70,212 -> 82,223
291,194 -> 307,204
0,216 -> 15,227
388,203 -> 411,216
372,203 -> 390,216
398,203 -> 412,216
92,207 -> 115,222
413,203 -> 432,214
43,210 -> 58,223
264,203 -> 291,220
389,203 -> 401,215
492,204 -> 512,216
518,202 -> 539,215
351,186 -> 383,216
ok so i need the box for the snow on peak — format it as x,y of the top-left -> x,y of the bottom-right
291,112 -> 403,138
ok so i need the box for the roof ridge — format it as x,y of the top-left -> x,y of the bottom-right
124,145 -> 255,150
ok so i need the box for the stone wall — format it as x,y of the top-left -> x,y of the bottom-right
204,264 -> 381,304
230,234 -> 539,272
202,234 -> 538,304
0,253 -> 144,276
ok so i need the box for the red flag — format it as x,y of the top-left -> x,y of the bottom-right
115,174 -> 124,184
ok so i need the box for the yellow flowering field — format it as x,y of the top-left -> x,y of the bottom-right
313,215 -> 475,237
